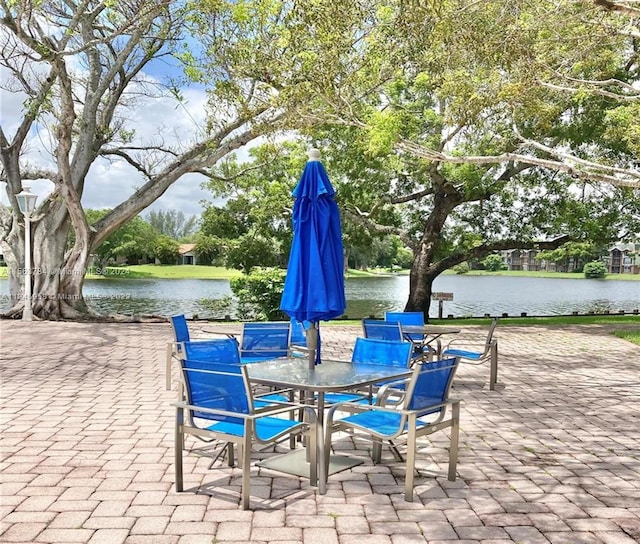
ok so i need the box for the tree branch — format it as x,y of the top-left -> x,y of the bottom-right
539,79 -> 640,101
433,235 -> 571,275
344,209 -> 417,250
396,138 -> 640,189
594,0 -> 640,18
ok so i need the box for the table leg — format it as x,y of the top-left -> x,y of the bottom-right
317,391 -> 326,495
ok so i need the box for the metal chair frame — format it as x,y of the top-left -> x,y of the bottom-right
174,363 -> 317,509
442,318 -> 499,390
167,314 -> 234,390
325,357 -> 460,501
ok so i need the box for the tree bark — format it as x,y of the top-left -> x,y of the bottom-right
405,183 -> 463,320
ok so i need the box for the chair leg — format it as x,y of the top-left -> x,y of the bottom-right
372,438 -> 383,463
448,402 -> 460,481
404,415 -> 417,502
227,443 -> 235,467
323,426 -> 331,489
308,418 -> 319,490
434,339 -> 442,359
166,343 -> 174,390
240,435 -> 251,510
175,408 -> 184,492
489,342 -> 498,391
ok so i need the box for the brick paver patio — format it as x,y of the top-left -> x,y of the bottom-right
1,319 -> 639,544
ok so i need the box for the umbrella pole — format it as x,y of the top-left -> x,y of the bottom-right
305,324 -> 318,371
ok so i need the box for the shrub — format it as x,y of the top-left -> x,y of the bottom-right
583,261 -> 607,279
229,267 -> 287,320
453,261 -> 470,274
482,253 -> 507,271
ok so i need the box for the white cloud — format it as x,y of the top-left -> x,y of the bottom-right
1,70 -> 233,216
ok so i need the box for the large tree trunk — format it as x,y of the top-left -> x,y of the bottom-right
405,181 -> 464,321
405,246 -> 437,320
2,201 -> 94,320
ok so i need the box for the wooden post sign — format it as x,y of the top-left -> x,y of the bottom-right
432,292 -> 454,319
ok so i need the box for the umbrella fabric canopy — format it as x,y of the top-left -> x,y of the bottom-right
280,149 -> 346,368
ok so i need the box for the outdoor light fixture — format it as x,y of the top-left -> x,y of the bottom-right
15,187 -> 38,321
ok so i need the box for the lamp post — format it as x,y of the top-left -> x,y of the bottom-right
16,187 -> 38,321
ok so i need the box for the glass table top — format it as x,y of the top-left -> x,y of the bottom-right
246,357 -> 412,391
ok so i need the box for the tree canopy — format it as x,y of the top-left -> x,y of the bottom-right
1,0 -> 639,320
0,0 -> 375,318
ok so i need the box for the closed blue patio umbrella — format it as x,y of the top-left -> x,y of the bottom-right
280,148 -> 346,369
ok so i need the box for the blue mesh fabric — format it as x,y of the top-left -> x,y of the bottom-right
182,338 -> 241,365
408,358 -> 457,413
351,337 -> 412,368
171,314 -> 191,342
240,322 -> 291,359
362,319 -> 404,341
384,312 -> 424,342
183,365 -> 250,424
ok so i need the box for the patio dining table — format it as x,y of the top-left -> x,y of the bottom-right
399,325 -> 461,358
246,356 -> 413,494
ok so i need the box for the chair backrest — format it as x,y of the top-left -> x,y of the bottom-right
179,338 -> 242,367
485,318 -> 499,346
362,319 -> 404,342
476,318 -> 499,357
170,314 -> 190,342
180,361 -> 252,424
351,337 -> 413,368
384,311 -> 424,342
240,322 -> 291,359
404,357 -> 459,418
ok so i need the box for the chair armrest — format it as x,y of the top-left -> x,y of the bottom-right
375,378 -> 411,406
327,396 -> 455,418
289,344 -> 313,357
174,400 -> 314,420
444,338 -> 486,350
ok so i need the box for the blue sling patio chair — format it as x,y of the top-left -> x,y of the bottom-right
384,311 -> 433,357
174,360 -> 318,510
324,357 -> 461,501
166,314 -> 236,390
239,322 -> 291,363
178,337 -> 290,407
363,318 -> 427,364
321,337 -> 414,406
442,318 -> 499,390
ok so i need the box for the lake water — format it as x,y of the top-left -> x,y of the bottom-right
2,275 -> 637,319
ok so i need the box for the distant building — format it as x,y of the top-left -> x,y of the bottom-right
178,244 -> 198,265
502,249 -> 540,271
606,243 -> 640,274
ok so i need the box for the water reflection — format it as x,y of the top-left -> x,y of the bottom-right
343,275 -> 639,318
1,274 -> 638,318
77,275 -> 640,318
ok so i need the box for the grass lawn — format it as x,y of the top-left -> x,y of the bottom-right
614,329 -> 640,347
336,314 -> 640,346
427,315 -> 640,326
87,265 -> 392,280
84,265 -> 640,281
86,264 -> 244,280
333,315 -> 639,328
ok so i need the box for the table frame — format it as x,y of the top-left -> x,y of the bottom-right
399,325 -> 461,358
246,357 -> 413,494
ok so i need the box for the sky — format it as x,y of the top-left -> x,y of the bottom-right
0,59 -> 237,219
